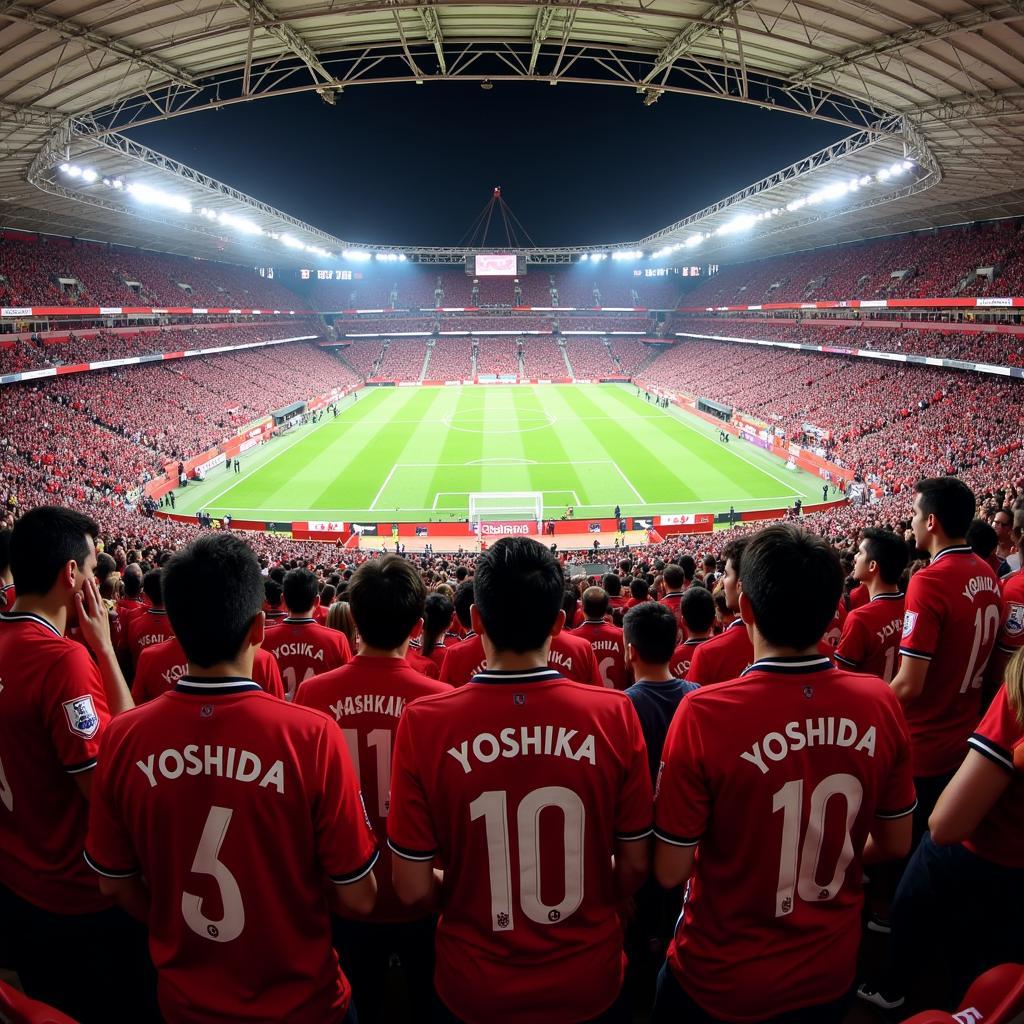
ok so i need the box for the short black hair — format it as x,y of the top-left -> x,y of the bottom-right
623,602 -> 678,665
602,572 -> 622,596
142,570 -> 163,607
283,567 -> 318,613
663,564 -> 684,590
454,580 -> 475,629
264,578 -> 283,608
741,525 -> 843,649
422,592 -> 453,644
629,578 -> 649,600
679,555 -> 696,581
916,477 -> 976,539
10,506 -> 98,596
123,571 -> 142,598
681,586 -> 716,634
721,536 -> 749,577
348,555 -> 426,650
562,587 -> 579,620
966,519 -> 998,561
861,528 -> 910,585
582,586 -> 609,619
163,534 -> 265,667
95,552 -> 117,583
474,537 -> 564,652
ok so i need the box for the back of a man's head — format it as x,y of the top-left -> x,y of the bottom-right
966,519 -> 998,560
11,506 -> 98,597
474,537 -> 564,653
163,533 -> 264,668
916,476 -> 975,540
283,567 -> 318,614
861,528 -> 910,584
142,570 -> 163,607
741,525 -> 843,650
348,555 -> 426,650
629,578 -> 649,601
663,564 -> 684,591
602,573 -> 621,596
453,580 -> 474,629
681,586 -> 716,635
623,602 -> 677,666
679,555 -> 697,582
264,578 -> 283,609
123,571 -> 142,599
582,586 -> 609,620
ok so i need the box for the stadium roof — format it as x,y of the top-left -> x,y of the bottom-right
1,0 -> 1023,266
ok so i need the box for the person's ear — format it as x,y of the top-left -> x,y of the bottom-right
247,611 -> 265,650
549,608 -> 566,637
470,604 -> 485,637
738,590 -> 753,626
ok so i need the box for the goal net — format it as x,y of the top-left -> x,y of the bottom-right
469,492 -> 544,532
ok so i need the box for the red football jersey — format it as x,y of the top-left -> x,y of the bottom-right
822,601 -> 847,650
295,656 -> 450,921
964,684 -> 1024,868
834,592 -> 905,682
126,607 -> 174,668
439,632 -> 601,687
573,619 -> 629,690
85,677 -> 377,1024
0,611 -> 111,913
405,648 -> 440,679
670,637 -> 710,681
265,617 -> 351,700
848,585 -> 870,611
114,596 -> 146,652
899,546 -> 1003,776
996,570 -> 1024,658
685,619 -> 753,685
132,636 -> 284,703
656,655 -> 916,1020
387,667 -> 653,1023
659,592 -> 686,632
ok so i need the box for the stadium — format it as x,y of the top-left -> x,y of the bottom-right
0,1 -> 1023,1023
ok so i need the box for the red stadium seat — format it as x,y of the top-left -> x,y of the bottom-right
901,964 -> 1024,1024
0,981 -> 79,1024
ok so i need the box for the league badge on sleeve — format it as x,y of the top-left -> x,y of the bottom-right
901,611 -> 918,639
1006,603 -> 1024,638
63,695 -> 100,739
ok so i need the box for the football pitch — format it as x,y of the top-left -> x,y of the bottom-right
173,384 -> 827,523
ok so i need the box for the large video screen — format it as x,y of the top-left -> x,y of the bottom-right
474,253 -> 519,276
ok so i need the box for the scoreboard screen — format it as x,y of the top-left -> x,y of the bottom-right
469,253 -> 522,276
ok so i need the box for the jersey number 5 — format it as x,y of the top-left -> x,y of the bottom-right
182,806 -> 245,943
471,786 -> 585,932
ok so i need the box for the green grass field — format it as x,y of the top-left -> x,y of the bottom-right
172,384 -> 827,523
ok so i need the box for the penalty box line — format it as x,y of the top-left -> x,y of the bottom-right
432,489 -> 581,511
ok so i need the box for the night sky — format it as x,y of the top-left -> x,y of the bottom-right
127,82 -> 849,247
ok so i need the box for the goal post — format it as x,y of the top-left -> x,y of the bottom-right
468,492 -> 545,532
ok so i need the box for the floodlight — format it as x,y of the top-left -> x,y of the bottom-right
66,165 -> 82,178
58,163 -> 70,173
81,169 -> 98,183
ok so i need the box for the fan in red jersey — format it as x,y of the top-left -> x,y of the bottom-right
603,572 -> 629,614
412,591 -> 456,674
124,570 -> 174,672
0,507 -> 154,1024
389,537 -> 652,1024
0,528 -> 14,612
892,478 -> 1003,842
114,568 -> 146,656
296,555 -> 449,1023
669,586 -> 716,680
263,577 -> 288,623
835,529 -> 909,682
859,650 -> 1024,1012
85,533 -> 376,1024
132,633 -> 284,702
265,568 -> 351,699
573,586 -> 629,689
654,525 -> 915,1024
658,560 -> 693,633
686,537 -> 753,686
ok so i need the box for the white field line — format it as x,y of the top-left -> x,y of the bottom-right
610,460 -> 645,503
370,464 -> 400,510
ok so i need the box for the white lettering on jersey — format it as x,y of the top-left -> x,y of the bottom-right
548,651 -> 574,672
329,693 -> 406,721
271,642 -> 325,661
136,746 -> 285,793
447,726 -> 598,774
740,718 -> 877,775
874,617 -> 904,645
961,575 -> 999,602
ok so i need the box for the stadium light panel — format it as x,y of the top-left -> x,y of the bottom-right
59,163 -> 70,173
66,165 -> 82,178
281,234 -> 304,249
81,169 -> 98,183
217,211 -> 263,234
343,250 -> 372,260
126,181 -> 191,213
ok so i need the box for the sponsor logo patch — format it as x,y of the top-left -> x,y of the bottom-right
63,695 -> 99,739
902,611 -> 918,639
1005,603 -> 1024,637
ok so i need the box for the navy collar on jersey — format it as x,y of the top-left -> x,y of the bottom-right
0,610 -> 62,638
146,608 -> 168,616
726,618 -> 746,631
174,675 -> 262,695
471,667 -> 563,685
461,630 -> 477,639
682,637 -> 709,646
870,592 -> 905,602
582,618 -> 609,625
742,655 -> 833,676
282,616 -> 316,624
931,545 -> 973,565
663,591 -> 684,598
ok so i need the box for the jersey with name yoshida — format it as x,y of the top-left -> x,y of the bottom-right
85,678 -> 377,1024
670,637 -> 710,682
964,684 -> 1024,868
996,570 -> 1024,658
295,656 -> 449,921
685,619 -> 753,685
655,657 -> 915,1021
388,668 -> 653,1024
835,593 -> 905,682
126,608 -> 174,668
0,612 -> 112,913
439,631 -> 601,688
265,618 -> 351,700
132,636 -> 285,703
572,620 -> 629,690
899,546 -> 1002,776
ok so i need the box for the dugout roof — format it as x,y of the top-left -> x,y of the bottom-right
1,0 -> 1023,265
